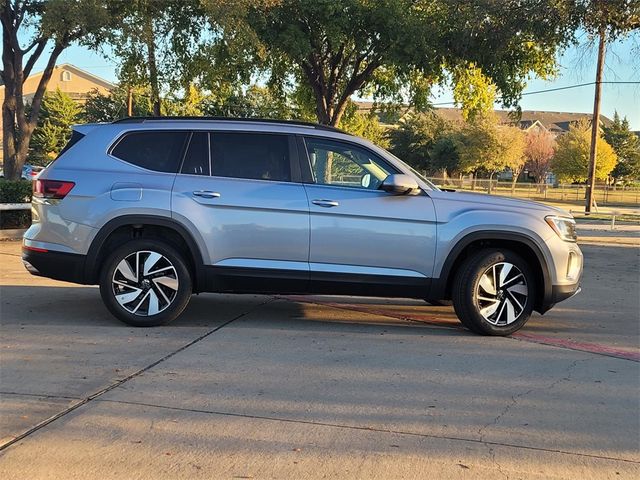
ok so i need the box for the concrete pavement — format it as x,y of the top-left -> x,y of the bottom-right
0,240 -> 638,479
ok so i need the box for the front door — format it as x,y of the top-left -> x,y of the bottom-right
172,131 -> 310,293
301,136 -> 437,297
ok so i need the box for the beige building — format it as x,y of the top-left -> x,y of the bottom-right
0,63 -> 115,162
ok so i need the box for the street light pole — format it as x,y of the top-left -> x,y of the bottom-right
585,29 -> 606,213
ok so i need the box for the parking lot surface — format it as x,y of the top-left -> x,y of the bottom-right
0,239 -> 638,479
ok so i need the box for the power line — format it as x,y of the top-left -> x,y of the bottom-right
432,81 -> 640,106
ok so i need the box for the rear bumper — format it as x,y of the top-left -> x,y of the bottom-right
22,246 -> 87,284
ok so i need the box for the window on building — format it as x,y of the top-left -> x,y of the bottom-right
61,71 -> 72,82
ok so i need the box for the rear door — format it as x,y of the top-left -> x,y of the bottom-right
171,131 -> 310,293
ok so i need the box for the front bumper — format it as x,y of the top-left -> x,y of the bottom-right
539,281 -> 581,314
22,246 -> 87,284
551,283 -> 582,303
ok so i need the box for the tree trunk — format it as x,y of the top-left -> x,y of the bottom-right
1,3 -> 65,180
511,168 -> 522,195
2,84 -> 19,179
143,10 -> 161,116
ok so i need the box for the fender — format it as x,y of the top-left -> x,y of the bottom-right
84,215 -> 206,288
429,230 -> 553,313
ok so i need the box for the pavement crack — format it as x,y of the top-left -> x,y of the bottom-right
476,357 -> 592,478
95,398 -> 640,465
0,391 -> 81,401
0,298 -> 273,453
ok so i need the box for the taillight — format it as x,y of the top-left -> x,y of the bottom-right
33,179 -> 75,199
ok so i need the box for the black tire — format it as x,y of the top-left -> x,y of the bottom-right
452,248 -> 536,336
99,239 -> 192,327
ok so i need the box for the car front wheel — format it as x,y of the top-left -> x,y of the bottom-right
452,249 -> 535,336
99,239 -> 192,327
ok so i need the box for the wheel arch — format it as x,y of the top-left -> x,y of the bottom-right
431,231 -> 553,313
85,215 -> 206,291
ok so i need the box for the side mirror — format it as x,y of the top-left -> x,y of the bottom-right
380,174 -> 420,195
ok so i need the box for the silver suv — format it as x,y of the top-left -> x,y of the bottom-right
22,118 -> 582,335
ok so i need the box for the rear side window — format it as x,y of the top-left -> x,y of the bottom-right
181,132 -> 209,176
111,131 -> 189,173
210,133 -> 291,182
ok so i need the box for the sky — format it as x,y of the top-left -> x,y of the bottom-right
31,32 -> 640,130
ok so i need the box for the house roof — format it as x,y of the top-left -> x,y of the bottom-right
0,63 -> 115,90
433,107 -> 612,132
354,101 -> 612,133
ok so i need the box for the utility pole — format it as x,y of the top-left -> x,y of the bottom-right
127,86 -> 133,117
585,29 -> 606,213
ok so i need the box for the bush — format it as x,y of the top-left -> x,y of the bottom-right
0,180 -> 32,229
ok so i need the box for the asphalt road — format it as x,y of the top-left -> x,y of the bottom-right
0,239 -> 638,479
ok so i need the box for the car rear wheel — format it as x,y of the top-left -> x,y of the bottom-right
99,239 -> 192,327
452,248 -> 535,336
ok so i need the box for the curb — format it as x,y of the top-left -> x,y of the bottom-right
0,228 -> 26,240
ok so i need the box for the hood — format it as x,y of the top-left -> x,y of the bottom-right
428,189 -> 571,217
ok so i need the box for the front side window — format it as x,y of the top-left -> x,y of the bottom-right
304,138 -> 394,190
111,131 -> 189,173
210,133 -> 291,182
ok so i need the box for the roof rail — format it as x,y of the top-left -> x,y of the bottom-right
111,116 -> 351,135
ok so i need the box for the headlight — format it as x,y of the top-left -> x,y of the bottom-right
545,215 -> 577,242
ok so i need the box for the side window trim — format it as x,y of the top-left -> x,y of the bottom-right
178,131 -> 211,176
299,135 -> 398,189
177,131 -> 194,174
207,131 -> 213,176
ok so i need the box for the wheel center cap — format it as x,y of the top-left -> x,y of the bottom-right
497,290 -> 505,300
142,279 -> 151,289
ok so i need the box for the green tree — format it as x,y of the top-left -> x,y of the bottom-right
202,84 -> 295,119
1,0 -> 114,179
215,0 -> 579,126
30,89 -> 81,164
579,0 -> 640,39
603,112 -> 640,182
454,113 -> 505,189
83,86 -> 155,123
431,135 -> 461,181
388,112 -> 454,173
339,105 -> 389,148
552,120 -> 617,183
105,0 -> 208,115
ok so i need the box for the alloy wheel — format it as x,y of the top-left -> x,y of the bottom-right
475,262 -> 528,326
111,250 -> 179,316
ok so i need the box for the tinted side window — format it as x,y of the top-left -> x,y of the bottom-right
181,132 -> 209,176
111,131 -> 188,173
304,138 -> 394,190
210,133 -> 291,182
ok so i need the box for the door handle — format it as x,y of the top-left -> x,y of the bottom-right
193,190 -> 221,199
312,199 -> 339,208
